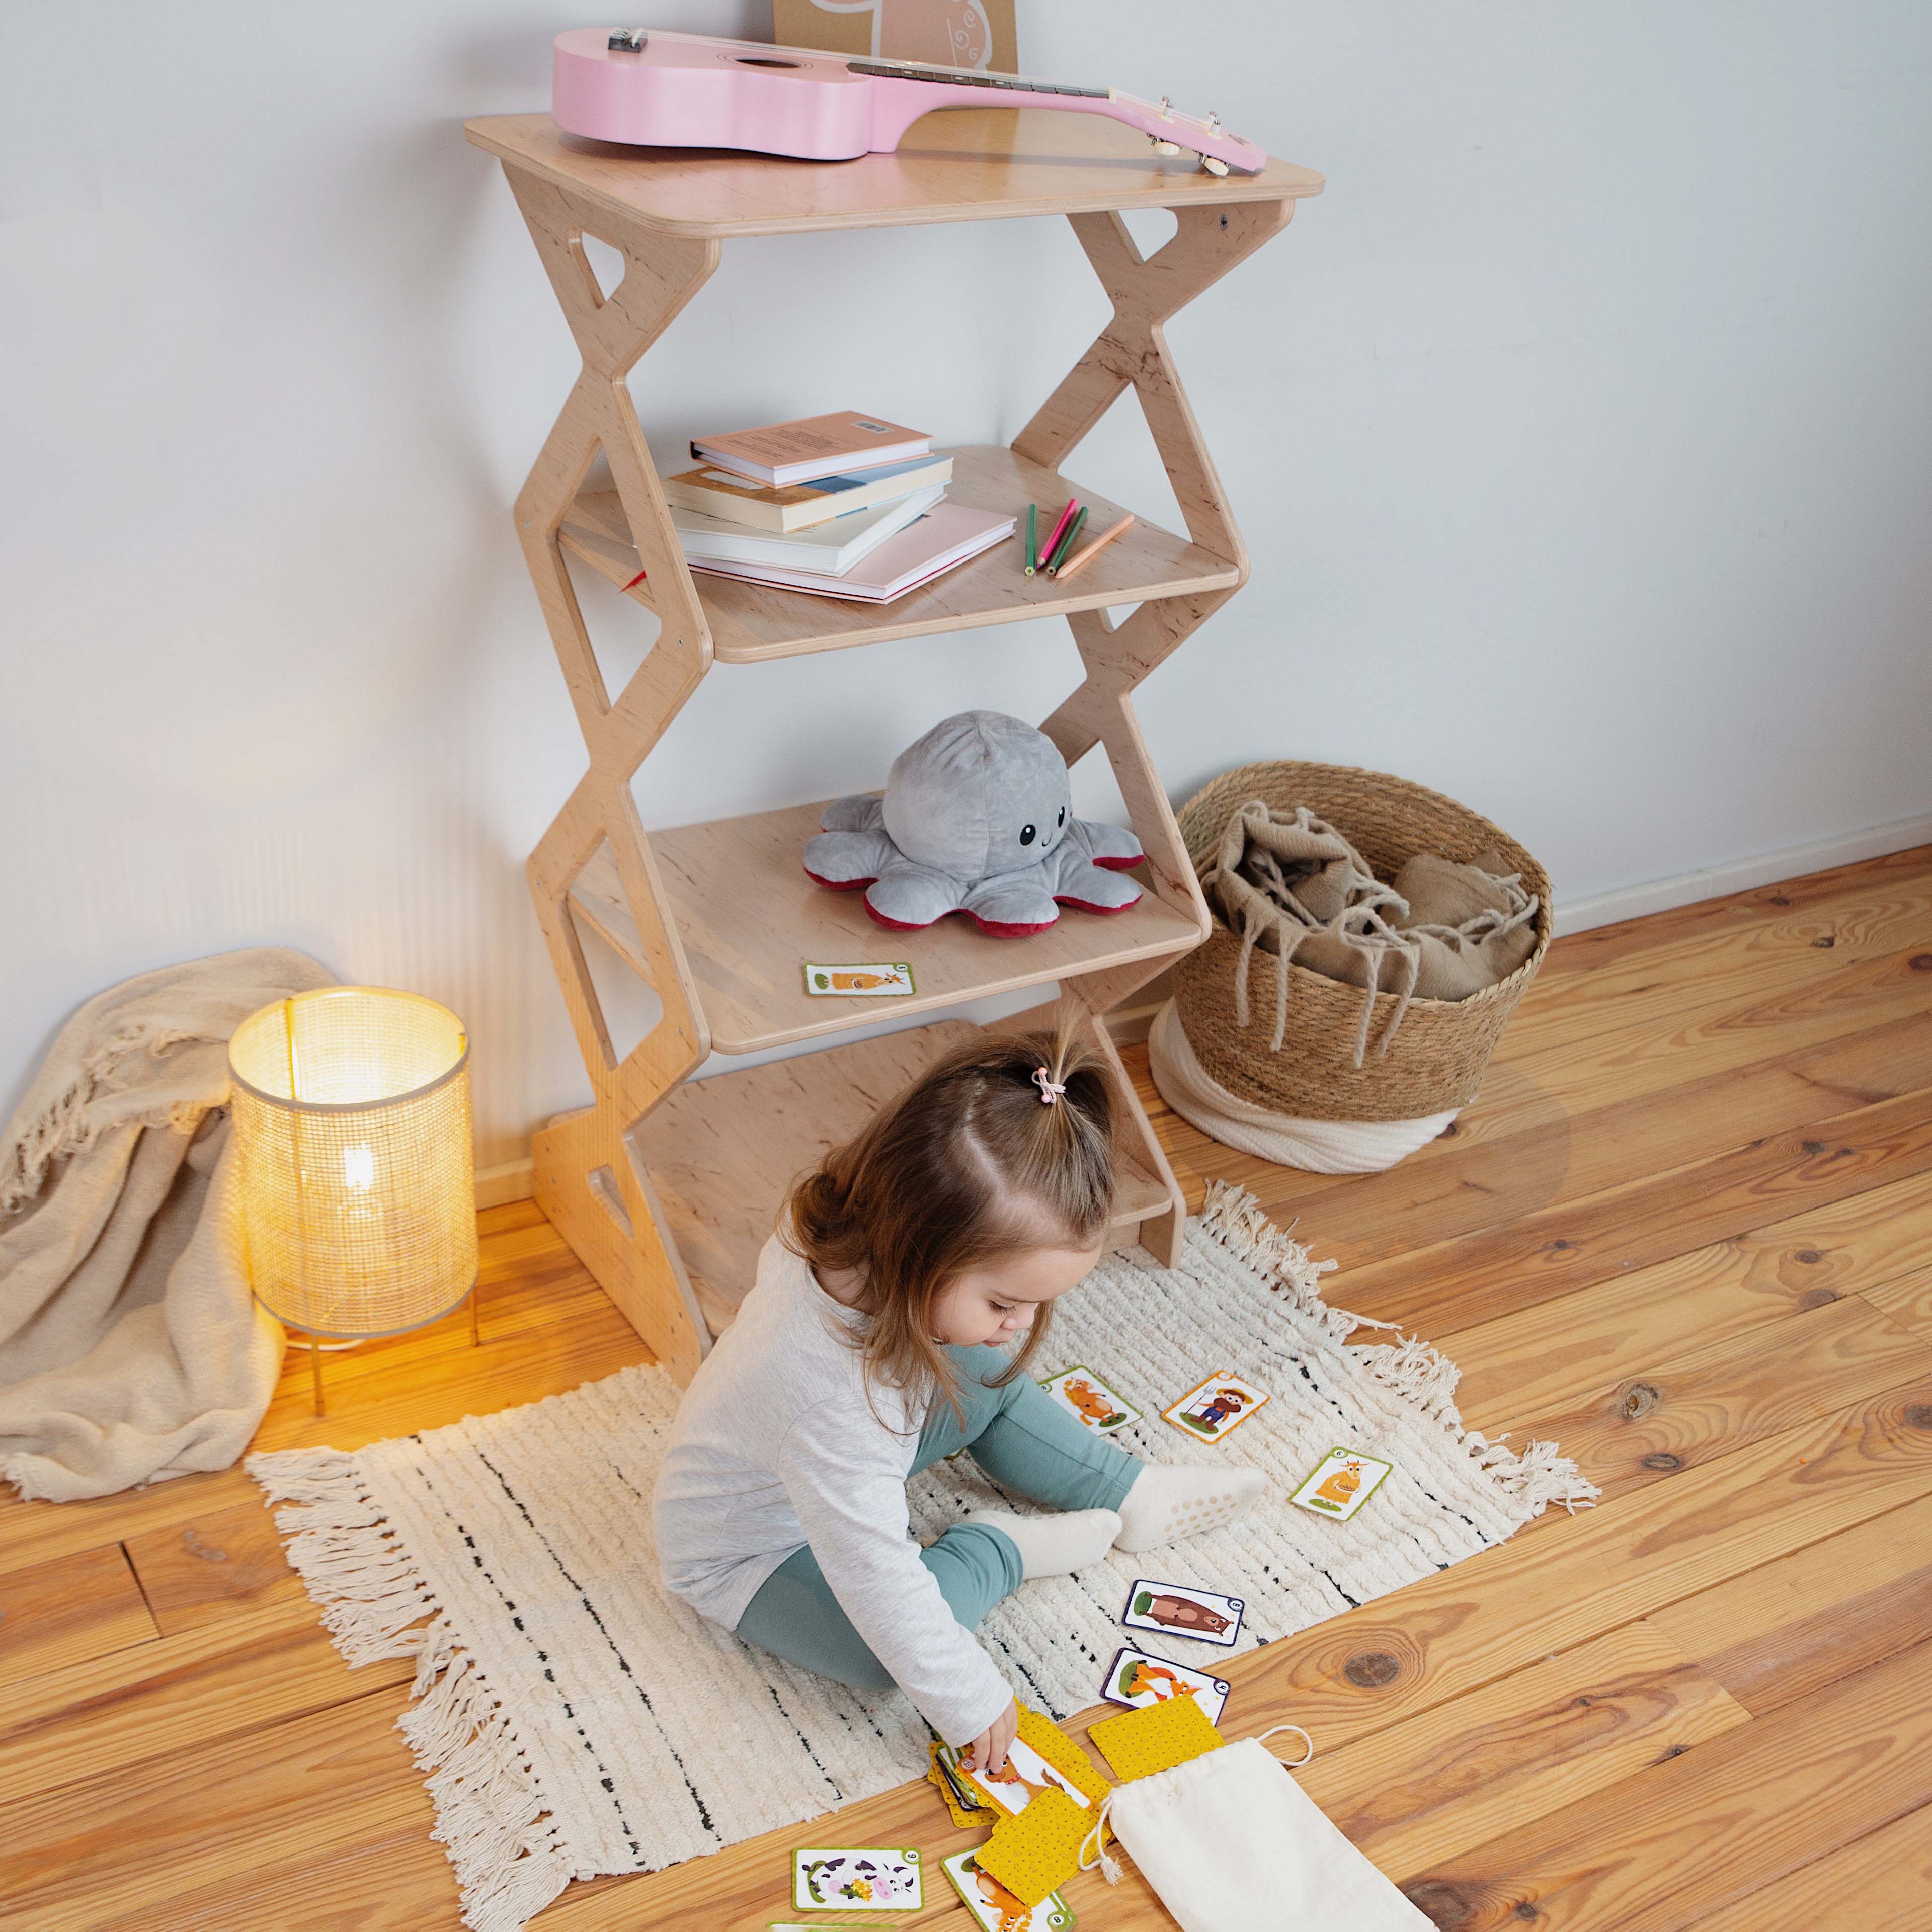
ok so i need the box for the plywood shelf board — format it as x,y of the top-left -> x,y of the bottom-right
571,811 -> 1203,1056
465,109 -> 1324,240
633,1019 -> 1176,1327
559,445 -> 1240,661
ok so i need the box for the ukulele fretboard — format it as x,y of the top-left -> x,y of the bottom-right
847,58 -> 1106,100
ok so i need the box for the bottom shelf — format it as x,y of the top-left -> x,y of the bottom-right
633,1019 -> 1176,1336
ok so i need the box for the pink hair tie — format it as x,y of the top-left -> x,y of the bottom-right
1032,1067 -> 1067,1105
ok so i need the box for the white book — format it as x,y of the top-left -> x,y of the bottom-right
688,503 -> 1016,605
671,486 -> 944,576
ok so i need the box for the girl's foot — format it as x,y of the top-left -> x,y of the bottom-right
1113,1463 -> 1266,1551
961,1507 -> 1122,1579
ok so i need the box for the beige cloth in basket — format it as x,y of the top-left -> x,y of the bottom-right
0,948 -> 334,1501
1197,802 -> 1541,1066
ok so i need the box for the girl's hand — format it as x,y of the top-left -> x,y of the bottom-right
960,1698 -> 1020,1777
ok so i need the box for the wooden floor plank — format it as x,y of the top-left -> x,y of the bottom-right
1396,1637 -> 1932,1929
1497,1294 -> 1932,1504
1865,1261 -> 1932,1334
1686,1800 -> 1932,1932
0,1542 -> 155,1691
122,1496 -> 306,1636
1647,1491 -> 1932,1715
1332,1083 -> 1932,1335
1441,1166 -> 1932,1430
1293,1621 -> 1748,1880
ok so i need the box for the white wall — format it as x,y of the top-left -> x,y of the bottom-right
5,2 -> 1930,1163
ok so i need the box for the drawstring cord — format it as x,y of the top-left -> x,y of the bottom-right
1077,1724 -> 1316,1886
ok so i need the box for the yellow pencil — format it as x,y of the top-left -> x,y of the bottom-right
1052,512 -> 1135,582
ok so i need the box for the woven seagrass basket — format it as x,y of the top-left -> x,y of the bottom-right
1173,761 -> 1552,1122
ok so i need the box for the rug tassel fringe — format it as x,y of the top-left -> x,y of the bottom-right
247,1445 -> 575,1932
1196,1182 -> 1600,1518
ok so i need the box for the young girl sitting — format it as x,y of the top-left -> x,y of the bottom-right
653,1030 -> 1265,1776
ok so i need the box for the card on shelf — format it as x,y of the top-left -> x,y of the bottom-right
1290,1446 -> 1395,1521
1162,1369 -> 1270,1443
790,1846 -> 922,1912
960,1737 -> 1091,1817
1101,1645 -> 1231,1723
1121,1578 -> 1245,1647
1038,1365 -> 1141,1435
942,1849 -> 1076,1930
802,961 -> 915,998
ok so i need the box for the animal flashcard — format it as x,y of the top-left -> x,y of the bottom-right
1121,1577 -> 1246,1647
960,1736 -> 1091,1817
790,1845 -> 922,1911
1162,1369 -> 1270,1444
1290,1445 -> 1395,1522
942,1848 -> 1077,1931
802,961 -> 916,997
1101,1645 -> 1231,1723
1038,1365 -> 1141,1435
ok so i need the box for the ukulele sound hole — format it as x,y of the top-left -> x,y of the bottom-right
736,56 -> 802,68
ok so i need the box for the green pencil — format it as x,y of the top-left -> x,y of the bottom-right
1044,505 -> 1088,575
1025,502 -> 1037,576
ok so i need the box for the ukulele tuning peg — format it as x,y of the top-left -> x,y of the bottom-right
1199,154 -> 1231,176
1153,139 -> 1183,155
1158,95 -> 1174,120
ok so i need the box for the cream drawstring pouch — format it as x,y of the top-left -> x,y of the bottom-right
1082,1725 -> 1432,1931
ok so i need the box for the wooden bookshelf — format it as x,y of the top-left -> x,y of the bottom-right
560,445 -> 1242,660
468,105 -> 1320,1380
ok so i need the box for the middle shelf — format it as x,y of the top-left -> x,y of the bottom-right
572,799 -> 1206,1054
558,442 -> 1242,662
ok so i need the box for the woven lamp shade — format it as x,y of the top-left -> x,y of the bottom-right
228,988 -> 477,1338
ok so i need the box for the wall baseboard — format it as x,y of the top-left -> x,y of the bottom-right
1552,812 -> 1932,937
480,814 -> 1932,1214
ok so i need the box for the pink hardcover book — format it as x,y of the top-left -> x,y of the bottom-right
689,501 -> 1014,603
692,410 -> 933,487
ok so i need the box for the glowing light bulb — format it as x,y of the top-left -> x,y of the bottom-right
343,1145 -> 375,1190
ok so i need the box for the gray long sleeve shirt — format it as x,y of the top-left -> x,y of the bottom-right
652,1235 -> 1012,1746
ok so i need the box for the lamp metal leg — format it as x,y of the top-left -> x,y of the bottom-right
309,1332 -> 325,1416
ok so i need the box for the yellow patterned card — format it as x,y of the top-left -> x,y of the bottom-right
1087,1691 -> 1225,1783
976,1788 -> 1091,1909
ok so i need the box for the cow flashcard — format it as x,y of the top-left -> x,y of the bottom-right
1101,1644 -> 1231,1723
1039,1364 -> 1141,1435
1120,1577 -> 1246,1647
1289,1445 -> 1395,1522
941,1849 -> 1076,1930
1162,1369 -> 1270,1443
790,1845 -> 922,1911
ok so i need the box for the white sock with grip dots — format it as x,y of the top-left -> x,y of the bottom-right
961,1507 -> 1123,1580
1113,1463 -> 1266,1552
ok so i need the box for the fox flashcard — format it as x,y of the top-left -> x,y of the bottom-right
1162,1370 -> 1270,1444
1038,1365 -> 1141,1435
1290,1446 -> 1395,1522
959,1737 -> 1091,1817
790,1846 -> 922,1911
942,1849 -> 1076,1930
1101,1645 -> 1231,1723
1120,1578 -> 1246,1647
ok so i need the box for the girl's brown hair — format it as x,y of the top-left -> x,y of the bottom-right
784,1027 -> 1115,1418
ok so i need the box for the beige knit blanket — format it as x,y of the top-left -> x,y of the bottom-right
0,948 -> 334,1501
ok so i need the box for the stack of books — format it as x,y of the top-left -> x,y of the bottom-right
664,410 -> 1013,604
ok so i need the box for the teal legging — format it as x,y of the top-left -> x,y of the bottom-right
734,1345 -> 1140,1693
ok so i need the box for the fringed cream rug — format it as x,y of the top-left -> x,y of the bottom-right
249,1184 -> 1594,1932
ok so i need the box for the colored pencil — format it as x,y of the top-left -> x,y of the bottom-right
1044,505 -> 1089,575
1052,512 -> 1135,583
1038,496 -> 1079,569
1024,502 -> 1038,576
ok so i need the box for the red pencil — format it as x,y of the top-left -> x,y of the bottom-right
1037,496 -> 1078,570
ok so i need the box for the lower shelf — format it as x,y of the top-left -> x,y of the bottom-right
632,1018 -> 1178,1336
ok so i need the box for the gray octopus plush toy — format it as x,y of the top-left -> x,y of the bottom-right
802,710 -> 1145,934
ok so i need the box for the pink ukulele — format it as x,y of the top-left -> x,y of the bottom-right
552,27 -> 1267,176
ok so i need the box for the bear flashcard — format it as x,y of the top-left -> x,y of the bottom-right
1161,1370 -> 1270,1444
790,1845 -> 922,1911
1289,1446 -> 1395,1522
1038,1365 -> 1141,1434
1120,1578 -> 1246,1647
1101,1645 -> 1231,1723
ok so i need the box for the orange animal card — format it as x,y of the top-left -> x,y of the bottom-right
1289,1445 -> 1394,1521
1161,1370 -> 1270,1444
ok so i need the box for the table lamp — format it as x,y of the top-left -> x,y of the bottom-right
228,987 -> 478,1413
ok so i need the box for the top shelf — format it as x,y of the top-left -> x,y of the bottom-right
464,108 -> 1324,238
